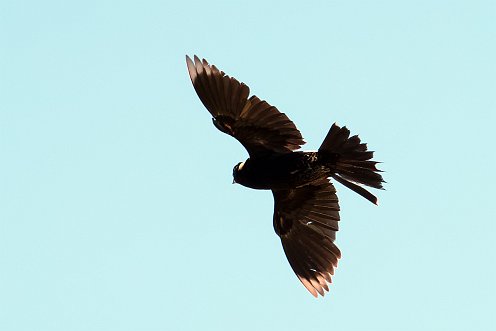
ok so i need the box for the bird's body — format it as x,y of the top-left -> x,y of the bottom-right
186,55 -> 385,297
233,151 -> 331,190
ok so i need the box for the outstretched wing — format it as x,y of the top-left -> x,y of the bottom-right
186,55 -> 305,158
272,178 -> 341,297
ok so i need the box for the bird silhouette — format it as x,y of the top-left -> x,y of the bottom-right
186,55 -> 384,297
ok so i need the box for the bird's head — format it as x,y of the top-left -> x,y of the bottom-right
232,161 -> 246,184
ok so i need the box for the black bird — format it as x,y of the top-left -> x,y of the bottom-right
186,55 -> 384,297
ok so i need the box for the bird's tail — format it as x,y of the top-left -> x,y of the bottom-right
318,123 -> 384,205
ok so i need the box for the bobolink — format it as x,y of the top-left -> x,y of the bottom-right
186,55 -> 384,297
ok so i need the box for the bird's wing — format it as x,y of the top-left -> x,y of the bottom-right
272,178 -> 341,297
186,55 -> 305,158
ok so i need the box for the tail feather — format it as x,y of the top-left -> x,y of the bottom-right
332,175 -> 380,205
319,123 -> 385,204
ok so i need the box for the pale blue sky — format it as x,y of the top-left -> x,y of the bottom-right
1,0 -> 495,330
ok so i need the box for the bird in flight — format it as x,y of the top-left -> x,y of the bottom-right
186,55 -> 384,297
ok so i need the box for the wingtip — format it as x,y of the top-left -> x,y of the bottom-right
185,55 -> 193,67
186,54 -> 200,67
186,55 -> 198,82
298,276 -> 319,298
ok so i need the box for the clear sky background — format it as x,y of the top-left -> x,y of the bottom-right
1,1 -> 495,330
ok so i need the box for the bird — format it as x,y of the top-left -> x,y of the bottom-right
186,55 -> 385,297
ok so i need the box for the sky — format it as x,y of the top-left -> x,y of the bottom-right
1,0 -> 495,330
